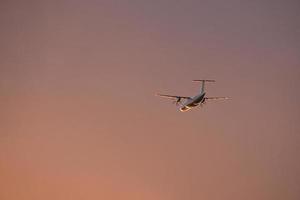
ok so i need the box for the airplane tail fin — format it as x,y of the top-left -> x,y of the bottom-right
193,80 -> 215,94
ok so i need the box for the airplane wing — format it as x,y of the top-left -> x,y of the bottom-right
156,94 -> 191,100
205,97 -> 230,100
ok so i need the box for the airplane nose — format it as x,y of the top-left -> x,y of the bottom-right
180,106 -> 189,112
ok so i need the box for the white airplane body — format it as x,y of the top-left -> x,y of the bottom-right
157,80 -> 229,112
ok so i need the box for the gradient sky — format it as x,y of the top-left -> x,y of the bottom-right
1,0 -> 300,200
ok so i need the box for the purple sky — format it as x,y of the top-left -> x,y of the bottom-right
1,1 -> 300,199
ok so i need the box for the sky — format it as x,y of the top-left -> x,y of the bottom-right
1,0 -> 300,199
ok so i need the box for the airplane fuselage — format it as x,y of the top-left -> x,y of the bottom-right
157,80 -> 227,112
180,92 -> 206,112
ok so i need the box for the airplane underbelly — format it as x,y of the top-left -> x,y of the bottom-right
180,93 -> 205,112
187,103 -> 198,107
193,93 -> 205,104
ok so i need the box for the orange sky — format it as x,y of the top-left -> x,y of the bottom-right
1,1 -> 300,200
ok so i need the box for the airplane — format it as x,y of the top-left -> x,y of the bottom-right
157,80 -> 229,112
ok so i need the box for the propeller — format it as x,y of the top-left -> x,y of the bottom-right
200,98 -> 206,107
172,97 -> 181,106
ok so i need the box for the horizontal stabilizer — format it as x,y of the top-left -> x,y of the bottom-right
193,79 -> 215,82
